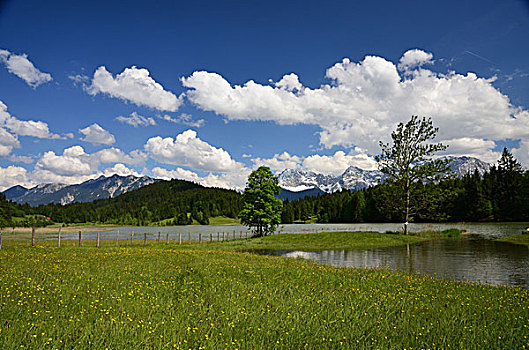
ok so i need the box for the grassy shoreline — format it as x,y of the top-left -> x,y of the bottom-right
495,234 -> 529,246
0,241 -> 527,349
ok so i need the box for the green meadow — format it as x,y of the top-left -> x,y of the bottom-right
0,232 -> 528,349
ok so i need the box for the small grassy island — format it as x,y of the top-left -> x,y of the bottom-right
204,229 -> 462,252
1,229 -> 528,349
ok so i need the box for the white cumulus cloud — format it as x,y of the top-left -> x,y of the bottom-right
151,166 -> 250,190
79,123 -> 116,145
302,149 -> 378,175
160,113 -> 205,128
275,73 -> 303,91
252,152 -> 303,172
86,66 -> 182,111
93,148 -> 147,166
0,127 -> 20,157
0,166 -> 33,191
144,130 -> 242,172
0,100 -> 60,139
182,50 -> 529,161
116,112 -> 157,127
9,154 -> 34,164
36,147 -> 93,177
513,141 -> 529,168
438,137 -> 500,163
251,149 -> 378,176
398,49 -> 434,71
103,163 -> 141,177
0,49 -> 52,88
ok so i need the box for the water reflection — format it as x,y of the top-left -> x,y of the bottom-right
268,239 -> 529,287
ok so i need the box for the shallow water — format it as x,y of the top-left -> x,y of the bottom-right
258,238 -> 529,287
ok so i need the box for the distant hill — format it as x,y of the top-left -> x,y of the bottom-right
278,187 -> 325,201
34,178 -> 242,226
3,185 -> 30,200
3,174 -> 157,207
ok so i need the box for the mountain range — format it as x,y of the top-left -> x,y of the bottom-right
3,174 -> 157,206
3,156 -> 490,206
277,156 -> 490,199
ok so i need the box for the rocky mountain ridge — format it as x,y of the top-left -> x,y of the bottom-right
278,156 -> 490,194
3,174 -> 157,206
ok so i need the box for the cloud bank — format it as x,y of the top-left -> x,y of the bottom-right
182,49 -> 529,163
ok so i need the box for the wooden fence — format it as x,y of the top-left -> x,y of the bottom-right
0,227 -> 267,249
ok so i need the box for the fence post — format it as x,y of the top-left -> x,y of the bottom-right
246,231 -> 248,239
58,227 -> 61,248
210,233 -> 212,242
217,232 -> 220,241
240,231 -> 242,239
188,232 -> 191,243
78,230 -> 82,247
157,232 -> 161,244
97,232 -> 100,248
32,227 -> 36,247
166,232 -> 170,245
199,233 -> 202,244
130,231 -> 133,245
178,232 -> 181,245
116,230 -> 119,247
144,232 -> 147,246
222,232 -> 225,241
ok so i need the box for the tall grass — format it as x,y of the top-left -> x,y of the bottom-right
0,241 -> 527,349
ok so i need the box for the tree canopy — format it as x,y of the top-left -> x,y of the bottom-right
239,166 -> 283,237
375,116 -> 450,234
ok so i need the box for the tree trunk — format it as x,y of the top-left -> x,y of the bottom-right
404,179 -> 410,235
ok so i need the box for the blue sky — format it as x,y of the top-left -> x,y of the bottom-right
0,0 -> 528,190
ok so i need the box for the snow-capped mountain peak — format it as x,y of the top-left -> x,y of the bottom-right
278,156 -> 490,194
3,174 -> 157,206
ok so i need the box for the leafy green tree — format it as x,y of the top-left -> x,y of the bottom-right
0,193 -> 13,228
375,116 -> 450,234
239,166 -> 283,237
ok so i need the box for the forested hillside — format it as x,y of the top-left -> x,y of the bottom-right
29,179 -> 242,226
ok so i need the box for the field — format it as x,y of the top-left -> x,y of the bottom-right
1,232 -> 528,349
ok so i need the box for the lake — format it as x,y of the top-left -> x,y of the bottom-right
54,221 -> 529,240
52,222 -> 529,287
